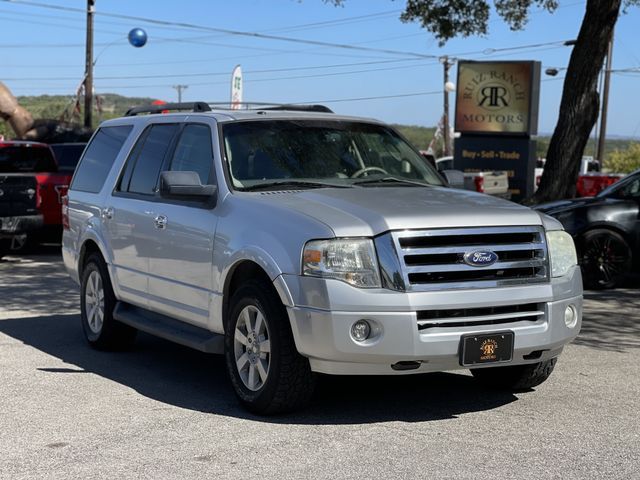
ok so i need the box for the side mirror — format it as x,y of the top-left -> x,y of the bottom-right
442,169 -> 465,189
160,171 -> 216,199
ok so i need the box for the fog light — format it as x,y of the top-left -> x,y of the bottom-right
351,320 -> 371,342
564,304 -> 577,328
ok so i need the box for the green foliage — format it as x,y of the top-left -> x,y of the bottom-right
0,93 -> 156,139
606,142 -> 640,173
392,124 -> 436,150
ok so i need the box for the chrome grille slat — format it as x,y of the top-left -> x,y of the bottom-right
401,242 -> 544,255
417,310 -> 544,327
404,259 -> 546,273
391,226 -> 549,291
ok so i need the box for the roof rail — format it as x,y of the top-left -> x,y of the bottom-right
258,104 -> 334,114
207,102 -> 334,114
125,102 -> 211,116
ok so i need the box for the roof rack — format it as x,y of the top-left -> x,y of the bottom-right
207,102 -> 334,114
259,104 -> 334,113
125,102 -> 211,116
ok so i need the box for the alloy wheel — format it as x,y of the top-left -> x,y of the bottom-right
233,305 -> 271,391
582,233 -> 630,287
85,270 -> 105,334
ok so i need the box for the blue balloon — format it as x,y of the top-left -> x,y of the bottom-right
128,28 -> 147,48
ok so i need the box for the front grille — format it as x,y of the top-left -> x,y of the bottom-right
417,303 -> 545,330
392,226 -> 549,291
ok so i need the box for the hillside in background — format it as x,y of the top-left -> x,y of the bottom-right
0,93 -> 635,164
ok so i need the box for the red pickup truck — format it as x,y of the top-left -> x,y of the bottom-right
0,141 -> 73,258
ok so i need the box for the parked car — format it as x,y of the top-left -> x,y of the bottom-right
435,156 -> 510,198
62,102 -> 582,414
50,142 -> 87,173
0,140 -> 70,258
535,168 -> 640,289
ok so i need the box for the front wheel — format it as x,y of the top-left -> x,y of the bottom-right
470,358 -> 557,390
224,279 -> 316,414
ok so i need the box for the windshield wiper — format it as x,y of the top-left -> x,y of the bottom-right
239,180 -> 351,191
352,176 -> 432,188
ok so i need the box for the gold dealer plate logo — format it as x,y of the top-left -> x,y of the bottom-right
479,338 -> 499,361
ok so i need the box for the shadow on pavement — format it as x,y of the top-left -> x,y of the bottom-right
0,313 -> 519,423
577,288 -> 640,352
0,253 -> 78,316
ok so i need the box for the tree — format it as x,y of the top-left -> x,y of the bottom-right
607,143 -> 640,173
325,0 -> 637,202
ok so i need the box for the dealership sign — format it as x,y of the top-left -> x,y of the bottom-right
455,61 -> 541,135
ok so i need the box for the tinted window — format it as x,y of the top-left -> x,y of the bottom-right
0,145 -> 56,173
71,126 -> 132,193
51,144 -> 86,172
127,124 -> 179,195
169,124 -> 213,184
615,177 -> 640,199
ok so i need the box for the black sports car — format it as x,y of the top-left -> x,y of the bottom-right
536,169 -> 640,289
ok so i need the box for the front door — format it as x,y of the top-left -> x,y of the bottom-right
146,123 -> 218,328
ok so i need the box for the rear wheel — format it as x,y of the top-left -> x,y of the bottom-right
471,358 -> 557,390
80,253 -> 137,350
224,279 -> 316,414
579,229 -> 631,289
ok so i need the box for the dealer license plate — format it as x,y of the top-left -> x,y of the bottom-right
460,331 -> 514,366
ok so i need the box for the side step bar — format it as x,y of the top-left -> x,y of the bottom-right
113,302 -> 224,354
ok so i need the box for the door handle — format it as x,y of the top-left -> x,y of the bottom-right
154,215 -> 168,229
101,207 -> 114,220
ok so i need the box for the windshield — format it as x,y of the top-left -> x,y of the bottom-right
222,120 -> 443,190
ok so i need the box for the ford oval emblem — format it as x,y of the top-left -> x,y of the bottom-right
463,250 -> 498,267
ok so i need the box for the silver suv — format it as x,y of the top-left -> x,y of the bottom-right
62,102 -> 582,414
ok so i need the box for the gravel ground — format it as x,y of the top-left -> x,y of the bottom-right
0,252 -> 638,480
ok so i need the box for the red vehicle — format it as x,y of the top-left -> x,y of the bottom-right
535,157 -> 623,197
0,141 -> 72,257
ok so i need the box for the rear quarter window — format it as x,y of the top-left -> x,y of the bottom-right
71,125 -> 132,193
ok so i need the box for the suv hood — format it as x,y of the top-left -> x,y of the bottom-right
252,186 -> 542,236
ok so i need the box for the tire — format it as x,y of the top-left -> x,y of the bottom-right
0,239 -> 9,260
80,253 -> 137,350
470,358 -> 557,391
579,229 -> 631,290
224,279 -> 316,414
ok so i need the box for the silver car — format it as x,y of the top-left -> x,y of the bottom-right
62,103 -> 582,414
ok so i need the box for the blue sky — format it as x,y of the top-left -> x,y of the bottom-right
1,0 -> 639,136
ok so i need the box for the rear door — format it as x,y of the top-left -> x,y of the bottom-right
146,123 -> 218,327
106,123 -> 180,307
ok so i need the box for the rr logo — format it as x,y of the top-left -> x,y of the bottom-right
479,339 -> 499,360
478,85 -> 509,108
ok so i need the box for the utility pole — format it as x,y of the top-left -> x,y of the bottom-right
441,56 -> 453,157
84,0 -> 95,128
596,34 -> 614,165
172,85 -> 188,103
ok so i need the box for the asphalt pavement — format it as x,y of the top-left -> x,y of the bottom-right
0,251 -> 638,479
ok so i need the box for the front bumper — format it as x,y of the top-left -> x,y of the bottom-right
279,266 -> 583,375
0,215 -> 43,238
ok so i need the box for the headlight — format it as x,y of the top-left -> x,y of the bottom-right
546,230 -> 578,277
302,238 -> 381,288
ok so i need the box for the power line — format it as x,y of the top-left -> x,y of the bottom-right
1,0 -> 441,60
2,58 -> 426,81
